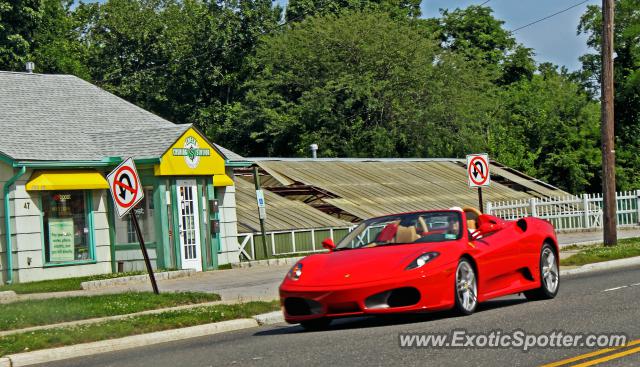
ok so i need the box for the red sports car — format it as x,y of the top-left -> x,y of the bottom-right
279,207 -> 560,330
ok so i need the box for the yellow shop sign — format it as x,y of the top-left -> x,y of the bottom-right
154,127 -> 225,176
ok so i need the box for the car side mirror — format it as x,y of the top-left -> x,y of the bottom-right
322,238 -> 336,252
472,217 -> 504,240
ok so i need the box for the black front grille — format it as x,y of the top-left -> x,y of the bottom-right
284,297 -> 322,316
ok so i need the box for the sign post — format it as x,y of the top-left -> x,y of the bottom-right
252,166 -> 270,259
107,157 -> 159,294
467,154 -> 491,213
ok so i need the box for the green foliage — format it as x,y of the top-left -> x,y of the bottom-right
285,0 -> 421,22
0,300 -> 279,356
228,11 -> 495,158
560,237 -> 640,266
0,0 -> 43,70
490,64 -> 601,193
578,0 -> 640,190
0,292 -> 220,331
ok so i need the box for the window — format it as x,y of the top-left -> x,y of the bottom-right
115,188 -> 156,245
42,191 -> 93,263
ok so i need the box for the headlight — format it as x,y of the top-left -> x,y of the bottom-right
288,263 -> 303,280
405,252 -> 439,270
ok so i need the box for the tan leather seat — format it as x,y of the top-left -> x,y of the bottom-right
417,216 -> 429,234
395,225 -> 420,243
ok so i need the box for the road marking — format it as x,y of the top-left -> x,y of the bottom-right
540,339 -> 640,367
603,286 -> 628,292
571,345 -> 640,366
603,282 -> 640,292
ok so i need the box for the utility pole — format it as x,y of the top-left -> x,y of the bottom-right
601,0 -> 617,246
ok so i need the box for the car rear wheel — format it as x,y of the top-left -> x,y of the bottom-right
525,243 -> 560,301
299,318 -> 331,331
454,258 -> 478,315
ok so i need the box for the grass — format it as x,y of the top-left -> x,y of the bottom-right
0,271 -> 153,294
0,300 -> 280,357
561,237 -> 640,266
0,269 -> 181,294
0,292 -> 220,331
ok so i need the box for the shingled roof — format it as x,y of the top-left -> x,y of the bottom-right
0,71 -> 245,163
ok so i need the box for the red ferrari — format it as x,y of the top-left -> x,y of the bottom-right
279,207 -> 560,330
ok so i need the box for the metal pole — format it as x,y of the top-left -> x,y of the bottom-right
131,212 -> 159,294
252,166 -> 270,259
601,0 -> 617,246
478,187 -> 484,213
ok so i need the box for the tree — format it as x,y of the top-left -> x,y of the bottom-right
222,11 -> 496,158
578,0 -> 640,189
490,64 -> 601,193
437,6 -> 536,85
0,0 -> 43,70
77,0 -> 281,131
285,0 -> 421,22
31,0 -> 90,77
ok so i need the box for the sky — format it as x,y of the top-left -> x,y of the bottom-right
420,0 -> 600,71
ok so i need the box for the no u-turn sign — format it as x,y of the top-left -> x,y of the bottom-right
107,157 -> 145,218
467,154 -> 490,188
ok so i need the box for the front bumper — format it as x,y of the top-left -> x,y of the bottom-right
279,265 -> 454,323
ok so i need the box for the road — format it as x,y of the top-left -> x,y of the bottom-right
41,266 -> 640,367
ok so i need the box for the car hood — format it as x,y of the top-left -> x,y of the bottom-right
288,245 -> 439,286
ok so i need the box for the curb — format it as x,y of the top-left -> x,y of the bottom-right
233,256 -> 304,268
4,318 -> 259,367
253,311 -> 284,326
80,269 -> 196,290
0,291 -> 17,304
560,256 -> 640,276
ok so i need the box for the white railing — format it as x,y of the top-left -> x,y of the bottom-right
487,190 -> 640,231
237,226 -> 355,261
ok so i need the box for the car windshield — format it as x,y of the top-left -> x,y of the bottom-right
336,211 -> 463,250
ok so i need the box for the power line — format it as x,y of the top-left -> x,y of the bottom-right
511,0 -> 590,33
479,0 -> 491,5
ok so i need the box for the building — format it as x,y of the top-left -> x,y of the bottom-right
231,158 -> 566,260
0,71 -> 250,283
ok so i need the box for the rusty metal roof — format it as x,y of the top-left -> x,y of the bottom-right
252,159 -> 566,220
234,177 -> 351,233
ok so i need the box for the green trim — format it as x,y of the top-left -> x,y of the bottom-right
39,194 -> 45,271
12,157 -> 160,169
43,260 -> 98,268
155,180 -> 171,269
196,178 -> 208,271
135,158 -> 160,165
115,243 -> 158,251
0,153 -> 15,166
225,161 -> 253,167
87,191 -> 96,261
170,180 -> 181,269
208,183 -> 219,269
107,195 -> 117,273
3,166 -> 26,284
14,161 -> 111,168
39,190 -> 97,269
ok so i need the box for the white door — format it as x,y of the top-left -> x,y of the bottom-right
177,179 -> 202,271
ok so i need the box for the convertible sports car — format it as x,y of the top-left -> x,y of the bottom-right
279,207 -> 560,330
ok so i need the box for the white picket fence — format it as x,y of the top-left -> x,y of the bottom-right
486,190 -> 640,231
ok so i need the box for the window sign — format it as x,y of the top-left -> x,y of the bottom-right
42,191 -> 92,263
48,218 -> 75,262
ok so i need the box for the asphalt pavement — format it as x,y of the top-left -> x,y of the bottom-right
40,265 -> 640,367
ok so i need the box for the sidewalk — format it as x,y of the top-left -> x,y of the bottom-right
12,229 -> 640,304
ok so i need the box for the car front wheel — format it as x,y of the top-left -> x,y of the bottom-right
454,258 -> 478,315
525,243 -> 560,300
